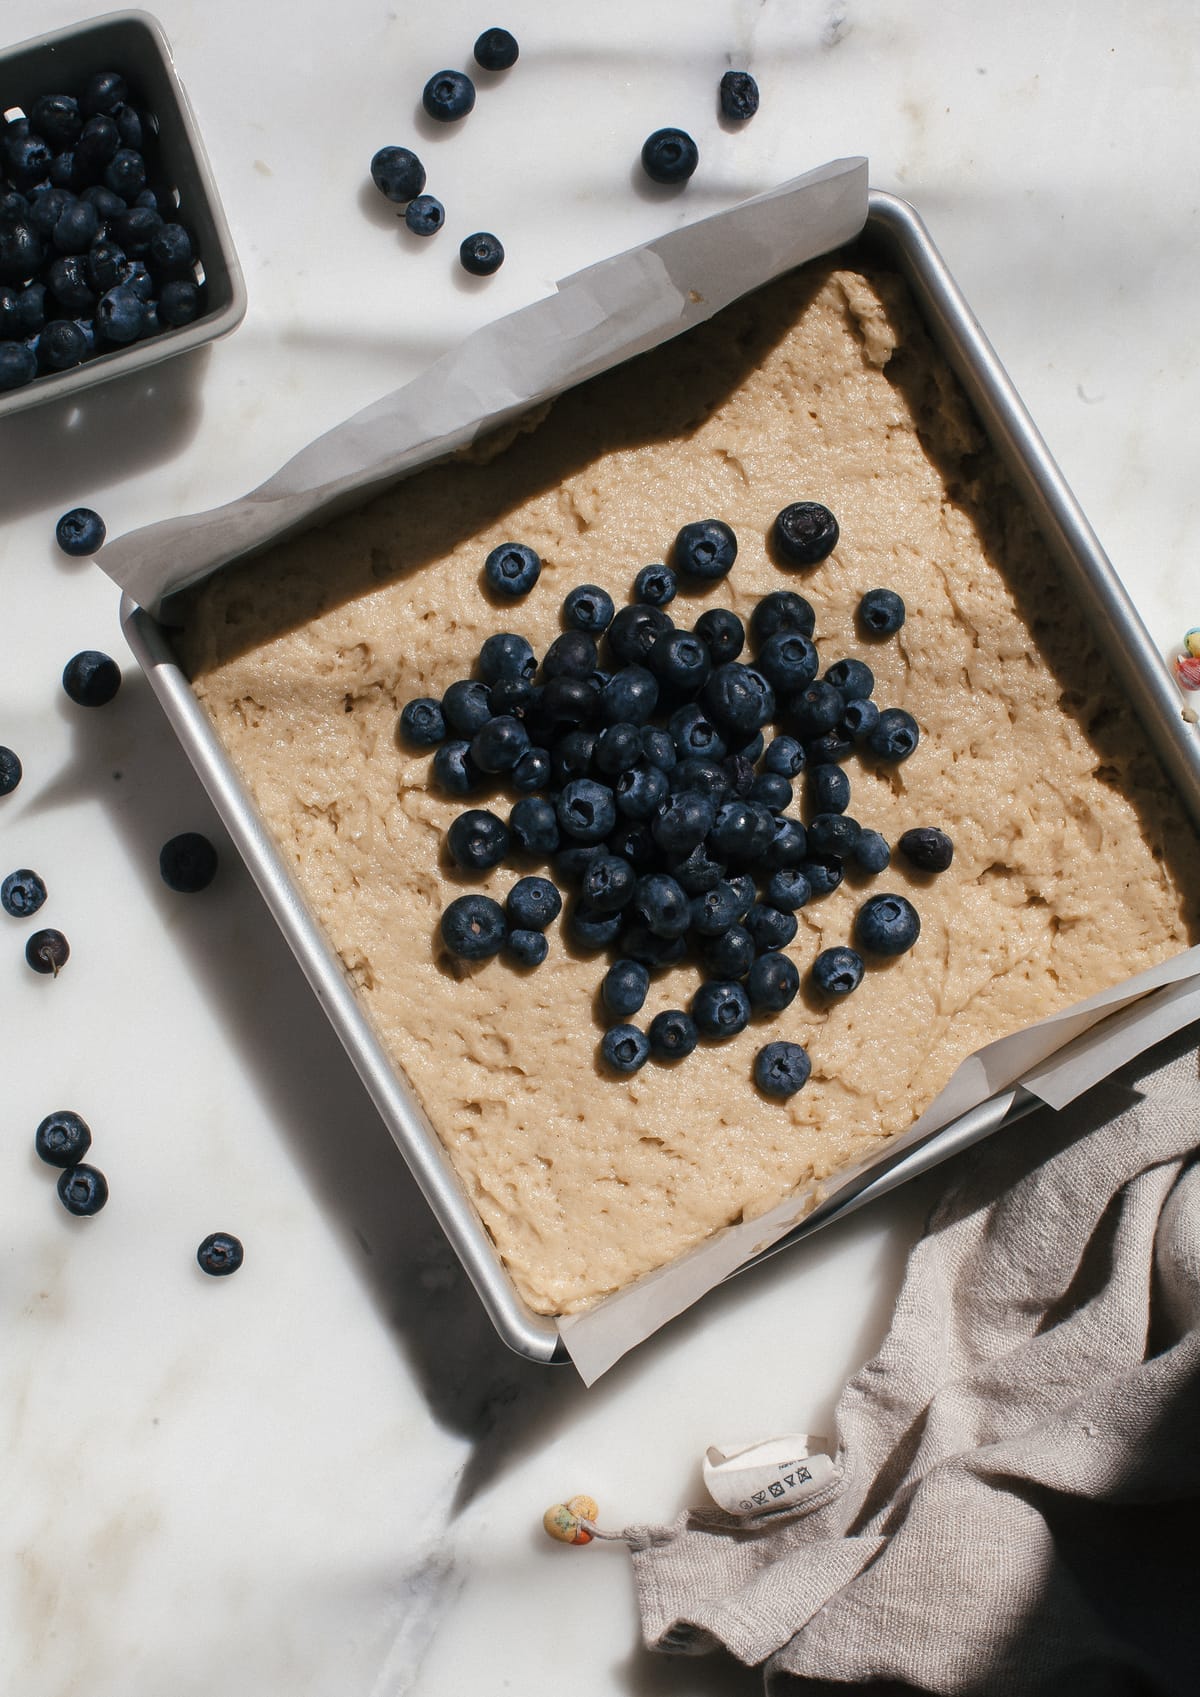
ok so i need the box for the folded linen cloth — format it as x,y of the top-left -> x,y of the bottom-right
627,1025 -> 1200,1694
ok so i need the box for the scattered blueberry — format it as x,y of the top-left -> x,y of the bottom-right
859,588 -> 906,637
719,70 -> 760,122
842,697 -> 879,740
447,809 -> 510,872
898,827 -> 954,873
692,979 -> 751,1040
641,127 -> 699,185
648,1009 -> 698,1060
148,222 -> 193,275
159,832 -> 218,892
442,679 -> 494,734
474,28 -> 519,70
460,231 -> 504,275
634,563 -> 677,607
812,946 -> 865,997
674,518 -> 737,581
433,739 -> 481,796
852,829 -> 891,875
2,868 -> 47,918
506,875 -> 562,931
57,1163 -> 108,1216
35,1110 -> 92,1168
197,1231 -> 244,1276
441,893 -> 507,960
25,926 -> 69,974
55,506 -> 106,556
601,1023 -> 651,1074
0,746 -> 21,795
754,1041 -> 811,1098
855,893 -> 921,956
371,145 -> 426,202
0,342 -> 37,390
423,70 -> 476,123
563,584 -> 615,634
159,279 -> 200,327
694,607 -> 745,664
866,708 -> 920,763
771,501 -> 840,567
602,957 -> 650,1019
809,763 -> 851,814
484,541 -> 540,596
826,657 -> 874,702
400,697 -> 446,747
471,714 -> 530,774
509,795 -> 559,855
505,927 -> 549,968
747,952 -> 800,1013
405,194 -> 445,237
744,902 -> 797,952
95,284 -> 144,344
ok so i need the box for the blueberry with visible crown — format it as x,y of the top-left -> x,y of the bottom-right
474,27 -> 520,70
859,588 -> 906,637
557,778 -> 616,844
26,928 -> 69,975
606,603 -> 672,666
423,70 -> 476,122
601,1024 -> 651,1074
55,507 -> 106,556
634,563 -> 677,607
754,1041 -> 811,1098
447,809 -> 510,872
867,708 -> 920,763
648,1009 -> 698,1061
826,657 -> 874,702
764,868 -> 811,911
755,631 -> 819,694
57,1163 -> 108,1215
581,854 -> 636,914
772,501 -> 839,567
641,127 -> 699,184
692,979 -> 751,1039
2,868 -> 47,917
504,927 -> 548,968
432,739 -> 481,796
197,1232 -> 243,1275
563,584 -> 615,634
763,734 -> 805,778
842,698 -> 879,740
856,892 -> 921,956
898,827 -> 954,872
405,194 -> 445,237
674,518 -> 736,581
400,697 -> 446,747
35,1110 -> 92,1168
752,590 -> 816,643
441,893 -> 507,959
484,541 -> 539,595
460,231 -> 504,275
812,946 -> 865,997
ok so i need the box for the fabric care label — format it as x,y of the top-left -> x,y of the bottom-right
702,1436 -> 839,1516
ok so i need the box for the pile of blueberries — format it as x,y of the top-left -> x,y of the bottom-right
400,502 -> 953,1099
0,68 -> 203,392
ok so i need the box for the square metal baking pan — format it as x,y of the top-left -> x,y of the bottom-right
121,189 -> 1200,1365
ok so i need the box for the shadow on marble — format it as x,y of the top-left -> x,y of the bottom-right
0,343 -> 208,527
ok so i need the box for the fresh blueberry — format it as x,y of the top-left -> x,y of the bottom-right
852,829 -> 890,874
634,563 -> 677,607
809,763 -> 851,815
484,541 -> 539,596
0,746 -> 22,795
640,725 -> 677,772
603,958 -> 650,1018
474,27 -> 520,70
789,681 -> 843,740
807,813 -> 861,858
487,676 -> 534,718
26,928 -> 70,975
600,665 -> 659,727
692,979 -> 751,1040
752,590 -> 816,644
159,280 -> 200,327
563,584 -> 615,634
855,892 -> 921,956
580,854 -> 636,913
747,952 -> 800,1013
117,258 -> 155,301
55,506 -> 106,556
557,778 -> 616,844
471,714 -> 530,774
842,697 -> 879,740
13,281 -> 47,335
399,697 -> 446,746
727,873 -> 756,916
81,184 -> 128,221
62,650 -> 120,706
707,797 -> 757,861
648,1009 -> 698,1061
2,868 -> 47,917
641,128 -> 699,185
543,631 -> 598,682
567,901 -> 623,951
478,631 -> 536,685
807,727 -> 855,766
764,868 -> 811,911
540,676 -> 597,730
27,187 -> 74,240
763,817 -> 808,871
667,842 -> 726,896
606,603 -> 673,667
649,629 -> 711,695
0,342 -> 36,390
867,708 -> 920,763
631,873 -> 690,939
693,606 -> 745,664
745,903 -> 798,952
423,70 -> 476,122
52,198 -> 101,255
95,283 -> 143,343
619,923 -> 687,970
754,1041 -> 811,1098
755,631 -> 819,694
763,734 -> 805,778
614,766 -> 665,826
689,881 -> 741,937
701,662 -> 775,740
0,216 -> 44,287
826,657 -> 874,702
34,320 -> 85,371
405,194 -> 445,237
859,588 -> 906,637
57,1163 -> 108,1215
601,1023 -> 651,1074
75,113 -> 120,169
197,1231 -> 244,1275
149,223 -> 193,275
771,501 -> 839,567
31,95 -> 82,151
607,821 -> 657,873
113,206 -> 160,256
509,795 -> 559,856
701,923 -> 754,979
511,746 -> 552,794
47,255 -> 96,315
727,736 -> 763,772
35,1109 -> 92,1167
504,927 -> 548,968
673,518 -> 736,581
804,856 -> 845,899
812,946 -> 865,997
442,679 -> 493,735
441,893 -> 507,959
447,808 -> 510,872
159,832 -> 218,892
670,756 -> 728,801
432,739 -> 481,796
719,70 -> 760,121
593,722 -> 642,777
653,790 -> 715,857
370,146 -> 426,203
82,70 -> 129,116
668,703 -> 726,760
3,137 -> 51,194
112,104 -> 144,151
104,149 -> 146,200
86,238 -> 126,294
748,771 -> 791,812
460,231 -> 504,275
898,827 -> 954,873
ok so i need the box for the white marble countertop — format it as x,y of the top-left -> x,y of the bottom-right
2,3 -> 1196,1692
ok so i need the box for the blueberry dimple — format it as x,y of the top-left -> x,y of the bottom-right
825,657 -> 874,702
601,1023 -> 651,1074
423,70 -> 476,122
2,867 -> 47,917
460,231 -> 504,275
754,1041 -> 811,1098
772,501 -> 839,567
641,127 -> 699,185
36,1110 -> 93,1167
859,588 -> 906,637
693,607 -> 745,664
405,194 -> 445,237
563,584 -> 615,634
692,979 -> 751,1039
812,946 -> 865,997
674,518 -> 736,581
634,563 -> 677,607
855,892 -> 921,956
57,1163 -> 108,1215
55,506 -> 106,556
557,778 -> 617,844
867,708 -> 920,763
441,893 -> 507,960
484,541 -> 539,596
399,697 -> 446,747
197,1232 -> 244,1275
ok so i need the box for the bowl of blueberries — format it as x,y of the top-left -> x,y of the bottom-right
0,8 -> 245,417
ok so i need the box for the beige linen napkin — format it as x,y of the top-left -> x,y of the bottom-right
626,1026 -> 1200,1694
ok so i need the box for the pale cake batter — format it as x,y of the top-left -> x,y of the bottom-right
178,263 -> 1200,1313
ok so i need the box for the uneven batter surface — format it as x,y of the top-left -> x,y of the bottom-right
179,263 -> 1200,1313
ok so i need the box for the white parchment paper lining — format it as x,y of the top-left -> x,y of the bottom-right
98,155 -> 1200,1383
